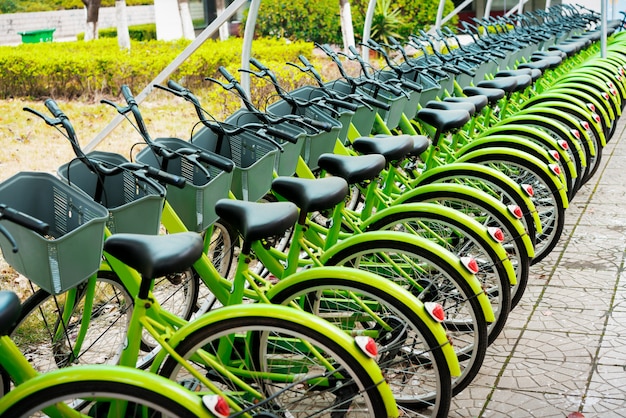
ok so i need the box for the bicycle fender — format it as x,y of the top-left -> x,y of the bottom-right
317,231 -> 496,324
472,127 -> 576,185
523,90 -> 611,134
490,113 -> 585,168
265,266 -> 462,377
408,162 -> 542,235
565,66 -> 625,103
455,147 -> 570,209
472,129 -> 576,174
359,202 -> 517,285
471,128 -> 575,183
522,98 -> 606,147
547,86 -> 614,124
0,365 -> 214,417
514,106 -> 595,158
391,183 -> 536,258
555,77 -> 621,118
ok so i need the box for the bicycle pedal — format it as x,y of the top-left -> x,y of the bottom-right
165,272 -> 184,285
179,378 -> 202,391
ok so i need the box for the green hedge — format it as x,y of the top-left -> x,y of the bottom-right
77,23 -> 158,41
0,37 -> 315,100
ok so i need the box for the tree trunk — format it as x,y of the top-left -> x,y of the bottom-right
215,0 -> 229,41
339,0 -> 356,53
178,0 -> 196,40
116,0 -> 131,50
82,0 -> 102,40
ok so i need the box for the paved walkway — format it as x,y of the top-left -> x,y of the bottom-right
450,111 -> 626,417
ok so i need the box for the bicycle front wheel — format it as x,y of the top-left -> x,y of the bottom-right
158,304 -> 393,417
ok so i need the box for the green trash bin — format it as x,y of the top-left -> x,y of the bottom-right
18,28 -> 55,43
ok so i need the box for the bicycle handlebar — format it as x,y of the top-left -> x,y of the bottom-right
0,204 -> 50,237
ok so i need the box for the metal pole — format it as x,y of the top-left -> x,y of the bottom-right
85,0 -> 249,152
602,0 -> 608,58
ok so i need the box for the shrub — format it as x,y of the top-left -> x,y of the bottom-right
244,0 -> 343,45
0,37 -> 316,100
78,23 -> 158,41
351,0 -> 458,42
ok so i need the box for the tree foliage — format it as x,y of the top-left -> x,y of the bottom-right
350,0 -> 458,41
245,0 -> 343,45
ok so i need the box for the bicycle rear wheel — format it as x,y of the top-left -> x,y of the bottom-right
457,149 -> 567,263
364,203 -> 514,345
158,305 -> 393,417
321,234 -> 489,398
398,183 -> 533,309
266,269 -> 454,415
10,270 -> 198,374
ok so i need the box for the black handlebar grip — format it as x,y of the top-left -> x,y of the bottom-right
197,151 -> 235,173
265,126 -> 300,144
1,206 -> 49,236
360,95 -> 391,111
348,45 -> 360,57
218,66 -> 237,84
298,54 -> 312,66
145,166 -> 186,188
304,118 -> 333,132
44,99 -> 66,119
121,85 -> 137,105
249,57 -> 269,71
167,80 -> 186,93
325,98 -> 359,112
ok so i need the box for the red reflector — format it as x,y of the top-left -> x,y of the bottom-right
549,163 -> 561,175
425,302 -> 445,322
569,130 -> 580,140
549,149 -> 560,161
587,103 -> 596,112
602,92 -> 610,100
355,336 -> 378,358
461,256 -> 479,274
488,226 -> 505,243
203,395 -> 230,418
580,120 -> 590,130
521,183 -> 534,197
508,204 -> 523,219
593,113 -> 601,123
